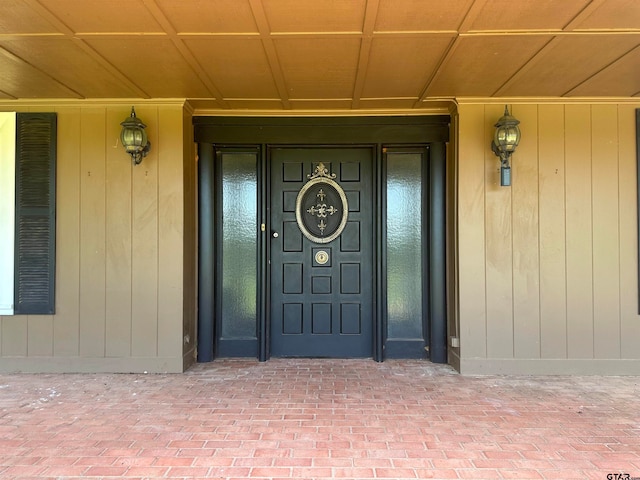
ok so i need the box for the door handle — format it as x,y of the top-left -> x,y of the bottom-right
272,232 -> 279,238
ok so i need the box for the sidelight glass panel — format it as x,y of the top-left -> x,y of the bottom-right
221,152 -> 257,338
386,152 -> 423,339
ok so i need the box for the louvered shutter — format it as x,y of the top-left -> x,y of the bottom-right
14,113 -> 56,314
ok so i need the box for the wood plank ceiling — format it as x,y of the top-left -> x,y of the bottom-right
0,0 -> 638,111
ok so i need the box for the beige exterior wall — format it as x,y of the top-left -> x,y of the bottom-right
0,102 -> 197,373
455,102 -> 640,374
1,99 -> 639,374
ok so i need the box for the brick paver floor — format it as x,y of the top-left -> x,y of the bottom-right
0,359 -> 638,479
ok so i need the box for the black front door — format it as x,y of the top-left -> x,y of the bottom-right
269,146 -> 373,357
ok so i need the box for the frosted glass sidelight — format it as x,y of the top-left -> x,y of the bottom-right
386,152 -> 423,339
221,152 -> 257,338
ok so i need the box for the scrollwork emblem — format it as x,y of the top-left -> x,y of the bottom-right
295,163 -> 348,244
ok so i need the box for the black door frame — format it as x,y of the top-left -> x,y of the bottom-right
195,116 -> 450,363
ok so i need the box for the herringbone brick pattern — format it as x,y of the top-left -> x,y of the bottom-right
0,359 -> 638,479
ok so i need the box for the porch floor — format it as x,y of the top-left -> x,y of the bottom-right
0,359 -> 639,479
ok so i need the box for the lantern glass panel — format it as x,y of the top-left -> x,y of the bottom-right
121,128 -> 147,151
495,126 -> 520,152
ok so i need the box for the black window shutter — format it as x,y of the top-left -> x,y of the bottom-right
14,113 -> 57,315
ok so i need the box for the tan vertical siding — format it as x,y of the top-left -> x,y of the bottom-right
2,318 -> 27,356
53,107 -> 81,356
105,107 -> 133,357
565,105 -> 594,358
538,105 -> 567,358
457,104 -> 487,358
484,104 -> 514,359
131,106 -> 160,358
157,107 -> 185,359
511,104 -> 540,358
27,316 -> 53,356
591,105 -> 621,358
79,107 -> 107,357
0,102 -> 195,373
457,102 -> 640,373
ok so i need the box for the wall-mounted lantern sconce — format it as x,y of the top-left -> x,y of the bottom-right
491,105 -> 521,186
120,106 -> 150,165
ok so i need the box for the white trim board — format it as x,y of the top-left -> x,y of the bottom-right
0,112 -> 16,316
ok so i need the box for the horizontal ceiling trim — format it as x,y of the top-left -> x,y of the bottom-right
11,31 -> 635,40
1,98 -> 638,113
0,99 -> 188,109
456,97 -> 640,105
459,30 -> 640,37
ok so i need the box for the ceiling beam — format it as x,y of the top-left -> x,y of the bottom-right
563,0 -> 608,31
142,0 -> 229,107
491,0 -> 615,97
351,0 -> 380,109
0,88 -> 17,100
492,37 -> 557,97
248,0 -> 291,110
564,43 -> 640,96
29,0 -> 150,98
0,45 -> 82,98
28,0 -> 74,35
413,0 -> 489,107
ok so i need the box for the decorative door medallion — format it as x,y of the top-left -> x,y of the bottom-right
295,163 -> 348,244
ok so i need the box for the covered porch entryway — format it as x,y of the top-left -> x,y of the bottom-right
195,116 -> 449,362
